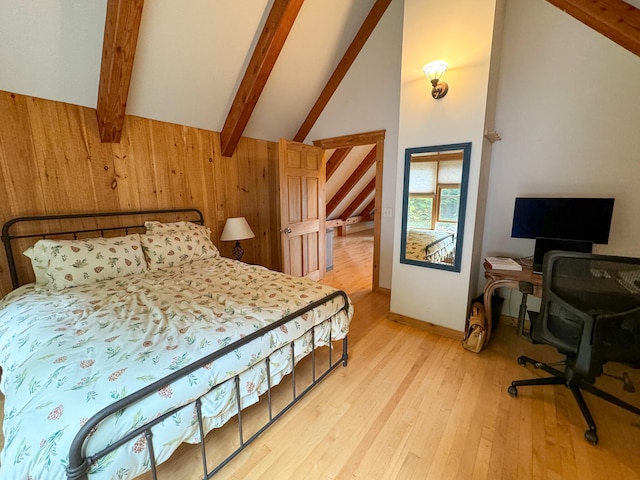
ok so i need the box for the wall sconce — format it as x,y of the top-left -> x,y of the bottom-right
220,217 -> 255,261
423,61 -> 449,99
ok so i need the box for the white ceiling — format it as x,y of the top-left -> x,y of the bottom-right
0,0 -> 380,143
2,0 -> 638,146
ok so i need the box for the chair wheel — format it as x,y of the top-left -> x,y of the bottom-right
517,356 -> 526,366
585,429 -> 598,445
508,385 -> 518,397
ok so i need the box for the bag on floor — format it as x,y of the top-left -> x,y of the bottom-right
462,301 -> 487,353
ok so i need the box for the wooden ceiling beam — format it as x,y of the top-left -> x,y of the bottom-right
327,145 -> 376,216
313,129 -> 386,149
96,0 -> 144,143
546,0 -> 640,57
293,0 -> 392,142
340,178 -> 375,221
326,147 -> 352,180
361,198 -> 376,217
220,0 -> 304,157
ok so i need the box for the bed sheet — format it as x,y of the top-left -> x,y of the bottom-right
404,228 -> 454,262
0,256 -> 351,480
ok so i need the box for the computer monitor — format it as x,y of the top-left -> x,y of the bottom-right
511,197 -> 614,245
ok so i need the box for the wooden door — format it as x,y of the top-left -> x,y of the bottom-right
278,139 -> 326,280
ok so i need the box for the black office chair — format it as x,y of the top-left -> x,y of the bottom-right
508,250 -> 640,445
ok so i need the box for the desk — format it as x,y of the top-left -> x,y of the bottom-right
483,259 -> 542,342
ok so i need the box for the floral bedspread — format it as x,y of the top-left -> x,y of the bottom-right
0,257 -> 352,480
404,228 -> 454,262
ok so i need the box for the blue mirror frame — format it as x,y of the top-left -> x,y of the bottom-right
400,142 -> 471,272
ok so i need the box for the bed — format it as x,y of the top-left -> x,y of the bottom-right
0,209 -> 352,480
404,228 -> 455,263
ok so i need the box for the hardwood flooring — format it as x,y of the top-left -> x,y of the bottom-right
208,229 -> 640,479
322,229 -> 374,296
2,229 -> 640,479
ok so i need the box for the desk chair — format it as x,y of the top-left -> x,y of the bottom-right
508,251 -> 640,444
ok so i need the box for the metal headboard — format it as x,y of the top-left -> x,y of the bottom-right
1,208 -> 204,290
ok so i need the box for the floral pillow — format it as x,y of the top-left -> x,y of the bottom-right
145,220 -> 210,236
23,234 -> 147,290
141,229 -> 220,270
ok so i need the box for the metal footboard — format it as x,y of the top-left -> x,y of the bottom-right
66,290 -> 349,480
425,232 -> 455,263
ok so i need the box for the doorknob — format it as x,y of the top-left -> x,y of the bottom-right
280,227 -> 292,234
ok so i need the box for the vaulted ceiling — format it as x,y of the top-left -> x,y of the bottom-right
80,0 -> 640,225
548,0 -> 640,56
95,0 -> 392,153
94,0 -> 640,152
1,0 -> 639,223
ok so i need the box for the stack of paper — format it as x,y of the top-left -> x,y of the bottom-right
485,256 -> 522,271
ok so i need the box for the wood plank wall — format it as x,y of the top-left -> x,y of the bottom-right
0,90 -> 281,297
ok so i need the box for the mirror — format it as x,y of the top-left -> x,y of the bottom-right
400,142 -> 471,272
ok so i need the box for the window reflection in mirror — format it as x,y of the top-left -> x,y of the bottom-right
400,142 -> 471,272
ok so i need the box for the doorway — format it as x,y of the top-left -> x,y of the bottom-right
321,230 -> 374,296
313,130 -> 385,291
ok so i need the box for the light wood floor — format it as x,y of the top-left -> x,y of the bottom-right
322,229 -> 375,296
209,230 -> 640,479
3,230 -> 640,479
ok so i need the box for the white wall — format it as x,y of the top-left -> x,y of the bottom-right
390,0 -> 500,332
306,0 -> 405,289
479,0 -> 640,315
0,1 -> 106,107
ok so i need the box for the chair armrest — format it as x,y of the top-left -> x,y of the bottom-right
575,305 -> 640,379
592,305 -> 640,346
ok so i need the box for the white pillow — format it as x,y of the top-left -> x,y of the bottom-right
23,234 -> 147,290
141,230 -> 219,270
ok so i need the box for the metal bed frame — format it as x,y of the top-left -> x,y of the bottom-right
2,208 -> 204,289
1,209 -> 349,480
425,232 -> 455,263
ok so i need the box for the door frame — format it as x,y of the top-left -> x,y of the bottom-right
313,130 -> 385,291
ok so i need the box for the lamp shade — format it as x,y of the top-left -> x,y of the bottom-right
422,60 -> 448,83
220,217 -> 255,242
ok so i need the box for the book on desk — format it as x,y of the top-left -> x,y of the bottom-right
485,256 -> 522,271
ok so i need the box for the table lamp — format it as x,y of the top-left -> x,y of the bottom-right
220,217 -> 255,261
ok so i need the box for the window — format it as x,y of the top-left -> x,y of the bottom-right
408,196 -> 433,228
407,160 -> 436,228
407,158 -> 462,231
435,186 -> 460,233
